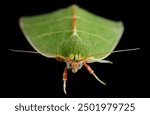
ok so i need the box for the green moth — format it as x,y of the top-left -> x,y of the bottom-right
18,5 -> 125,94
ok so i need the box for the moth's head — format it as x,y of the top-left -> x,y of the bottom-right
66,62 -> 83,73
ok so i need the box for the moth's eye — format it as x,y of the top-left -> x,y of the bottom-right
66,62 -> 71,69
69,64 -> 71,67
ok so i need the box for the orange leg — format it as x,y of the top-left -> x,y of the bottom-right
63,67 -> 68,94
84,63 -> 106,85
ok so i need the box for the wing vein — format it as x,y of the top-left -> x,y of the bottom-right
35,30 -> 73,38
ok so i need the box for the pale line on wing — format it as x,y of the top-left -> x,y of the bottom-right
35,29 -> 110,43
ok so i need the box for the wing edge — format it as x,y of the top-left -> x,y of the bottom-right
19,17 -> 57,58
93,21 -> 124,60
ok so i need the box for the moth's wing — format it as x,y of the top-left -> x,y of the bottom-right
20,5 -> 124,59
19,6 -> 73,58
76,6 -> 124,59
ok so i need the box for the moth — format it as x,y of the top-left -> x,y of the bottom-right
11,5 -> 139,94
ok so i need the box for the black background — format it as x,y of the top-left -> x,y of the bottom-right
3,0 -> 147,97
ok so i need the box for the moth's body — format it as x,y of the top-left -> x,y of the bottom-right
19,5 -> 124,94
62,54 -> 85,73
57,54 -> 91,73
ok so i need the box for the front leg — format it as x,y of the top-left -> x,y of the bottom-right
63,67 -> 68,94
84,63 -> 106,85
88,59 -> 113,64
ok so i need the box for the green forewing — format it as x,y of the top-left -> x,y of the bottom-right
20,5 -> 124,59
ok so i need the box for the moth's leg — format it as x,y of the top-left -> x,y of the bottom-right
63,67 -> 68,94
88,59 -> 113,64
83,63 -> 106,85
98,60 -> 113,64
